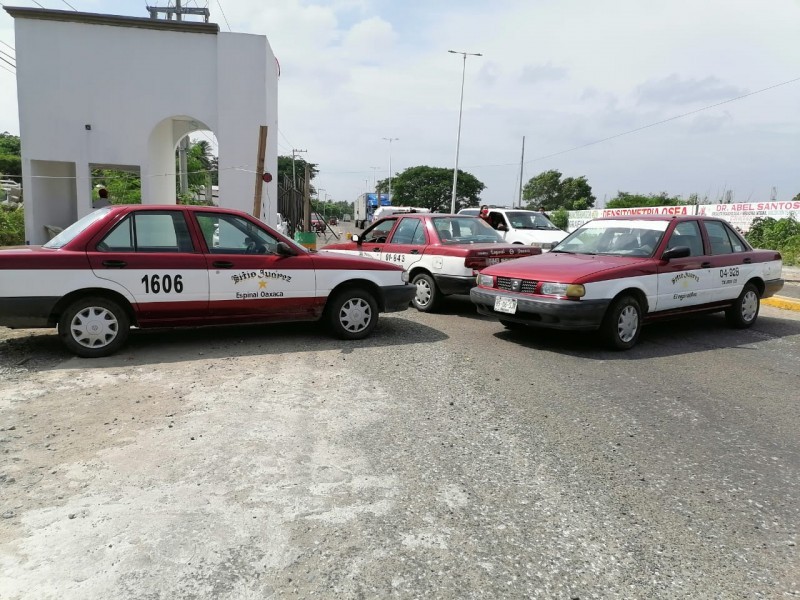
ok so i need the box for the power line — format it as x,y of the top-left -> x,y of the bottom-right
0,55 -> 15,70
0,40 -> 15,54
215,0 -> 231,31
61,0 -> 77,10
526,75 -> 800,165
0,49 -> 15,64
0,63 -> 15,76
31,1 -> 46,8
278,129 -> 294,149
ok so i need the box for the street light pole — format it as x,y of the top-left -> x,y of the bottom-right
448,49 -> 482,214
382,137 -> 399,204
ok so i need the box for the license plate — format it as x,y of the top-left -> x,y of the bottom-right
494,296 -> 517,314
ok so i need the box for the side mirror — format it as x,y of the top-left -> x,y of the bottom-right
276,241 -> 297,257
351,234 -> 361,244
661,246 -> 690,260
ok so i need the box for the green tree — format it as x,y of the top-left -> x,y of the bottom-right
606,191 -> 695,208
550,207 -> 569,230
377,165 -> 485,213
277,155 -> 318,191
522,170 -> 595,211
92,169 -> 142,204
0,132 -> 21,182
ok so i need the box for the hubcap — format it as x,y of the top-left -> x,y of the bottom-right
741,290 -> 758,322
339,298 -> 372,333
414,279 -> 431,307
70,306 -> 119,349
617,305 -> 639,343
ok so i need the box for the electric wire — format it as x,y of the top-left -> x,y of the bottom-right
0,63 -> 15,75
0,55 -> 16,69
215,0 -> 231,31
61,0 -> 77,10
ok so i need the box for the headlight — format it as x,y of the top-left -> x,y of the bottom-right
477,273 -> 494,287
401,271 -> 410,283
540,282 -> 585,298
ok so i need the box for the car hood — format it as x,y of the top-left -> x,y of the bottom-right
511,229 -> 568,244
482,251 -> 651,282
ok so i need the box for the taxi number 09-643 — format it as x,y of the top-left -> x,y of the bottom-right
494,296 -> 517,314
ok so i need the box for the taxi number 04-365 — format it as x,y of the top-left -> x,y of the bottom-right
494,296 -> 517,314
141,274 -> 184,294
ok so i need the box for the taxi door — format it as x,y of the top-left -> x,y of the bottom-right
380,216 -> 427,270
355,218 -> 398,261
701,220 -> 757,303
195,212 -> 320,321
87,210 -> 209,321
654,220 -> 715,312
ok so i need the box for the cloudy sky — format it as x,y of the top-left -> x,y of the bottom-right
1,0 -> 799,207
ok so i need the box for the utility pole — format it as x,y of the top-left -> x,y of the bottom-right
148,0 -> 210,21
178,136 -> 189,195
517,136 -> 525,209
291,148 -> 307,191
382,138 -> 398,205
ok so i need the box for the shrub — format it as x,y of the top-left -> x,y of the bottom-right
0,205 -> 25,246
745,216 -> 800,265
550,207 -> 569,230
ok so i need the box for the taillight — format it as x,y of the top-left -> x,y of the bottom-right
464,256 -> 488,269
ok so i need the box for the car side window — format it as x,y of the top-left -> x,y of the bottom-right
98,212 -> 193,253
705,220 -> 745,254
363,219 -> 397,244
665,221 -> 704,256
389,218 -> 425,245
196,213 -> 278,254
488,212 -> 506,230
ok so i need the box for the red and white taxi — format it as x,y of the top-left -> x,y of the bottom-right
324,213 -> 541,311
471,216 -> 784,349
0,205 -> 415,357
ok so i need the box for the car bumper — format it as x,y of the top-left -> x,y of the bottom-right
763,278 -> 784,299
381,284 -> 416,312
433,274 -> 475,296
470,287 -> 610,331
0,297 -> 58,328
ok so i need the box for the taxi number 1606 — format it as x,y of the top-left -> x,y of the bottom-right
141,274 -> 184,294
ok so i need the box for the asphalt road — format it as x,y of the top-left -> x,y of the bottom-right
1,299 -> 799,599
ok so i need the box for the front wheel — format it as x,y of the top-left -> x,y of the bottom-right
411,273 -> 441,312
601,295 -> 641,350
58,296 -> 130,358
726,282 -> 760,328
327,288 -> 379,340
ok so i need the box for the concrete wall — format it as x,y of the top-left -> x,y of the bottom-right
10,9 -> 278,244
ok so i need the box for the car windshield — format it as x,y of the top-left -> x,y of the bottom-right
432,216 -> 505,244
458,208 -> 480,216
551,219 -> 669,257
504,211 -> 560,230
43,208 -> 112,249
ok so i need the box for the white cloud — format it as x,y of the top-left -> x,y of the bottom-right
1,0 -> 799,204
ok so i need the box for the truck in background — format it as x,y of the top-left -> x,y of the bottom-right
354,193 -> 391,229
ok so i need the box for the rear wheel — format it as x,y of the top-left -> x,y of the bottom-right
601,295 -> 641,350
327,288 -> 378,340
411,273 -> 441,312
58,296 -> 130,358
726,282 -> 760,328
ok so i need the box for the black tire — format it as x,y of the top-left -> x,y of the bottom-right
499,319 -> 527,331
726,282 -> 760,328
327,288 -> 379,340
58,296 -> 130,358
601,295 -> 642,350
411,273 -> 441,312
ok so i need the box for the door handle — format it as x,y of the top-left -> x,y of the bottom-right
372,247 -> 381,252
212,261 -> 234,268
101,260 -> 127,268
701,262 -> 711,268
743,257 -> 752,264
410,249 -> 420,254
